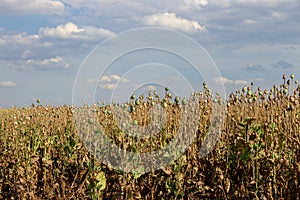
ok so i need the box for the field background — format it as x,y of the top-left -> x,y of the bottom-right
0,79 -> 300,199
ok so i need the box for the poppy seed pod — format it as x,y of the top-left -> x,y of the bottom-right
130,94 -> 136,100
283,74 -> 287,80
242,86 -> 247,93
135,99 -> 140,106
161,101 -> 166,108
290,74 -> 294,79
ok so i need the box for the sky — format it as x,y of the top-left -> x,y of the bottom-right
0,0 -> 300,107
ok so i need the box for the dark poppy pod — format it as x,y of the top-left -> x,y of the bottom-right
283,74 -> 287,80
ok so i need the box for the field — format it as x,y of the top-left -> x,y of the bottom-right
0,75 -> 299,199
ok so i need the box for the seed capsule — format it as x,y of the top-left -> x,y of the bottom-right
130,94 -> 136,100
283,74 -> 287,80
242,86 -> 247,92
88,118 -> 94,124
290,74 -> 295,79
128,106 -> 135,113
135,99 -> 140,105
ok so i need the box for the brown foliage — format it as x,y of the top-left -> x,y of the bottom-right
0,76 -> 299,199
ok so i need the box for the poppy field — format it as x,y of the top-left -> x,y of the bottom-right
0,75 -> 299,199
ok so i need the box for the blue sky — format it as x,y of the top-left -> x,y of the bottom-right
0,0 -> 299,107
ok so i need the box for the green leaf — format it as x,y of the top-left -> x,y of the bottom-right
95,172 -> 106,191
241,147 -> 251,162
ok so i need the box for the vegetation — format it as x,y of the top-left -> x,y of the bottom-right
0,75 -> 299,199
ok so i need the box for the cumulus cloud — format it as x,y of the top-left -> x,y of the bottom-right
39,22 -> 114,41
182,0 -> 208,10
142,12 -> 205,33
100,74 -> 130,83
0,81 -> 16,87
0,23 -> 114,61
273,60 -> 296,69
100,76 -> 112,83
6,56 -> 70,71
246,64 -> 264,71
214,77 -> 247,85
0,23 -> 114,46
0,33 -> 39,46
0,22 -> 115,71
0,0 -> 64,15
25,56 -> 70,70
99,74 -> 130,90
99,83 -> 117,90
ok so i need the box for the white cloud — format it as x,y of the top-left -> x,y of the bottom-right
98,74 -> 130,90
142,12 -> 206,33
25,56 -> 70,70
39,22 -> 114,41
0,23 -> 114,46
110,74 -> 121,81
182,0 -> 208,10
0,81 -> 16,87
146,85 -> 157,91
6,56 -> 70,70
243,19 -> 257,25
0,0 -> 64,15
214,77 -> 247,85
0,33 -> 39,45
272,12 -> 282,19
100,74 -> 129,83
0,22 -> 115,71
99,83 -> 117,90
185,0 -> 208,7
234,80 -> 248,85
214,77 -> 233,85
100,76 -> 112,83
22,50 -> 37,59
